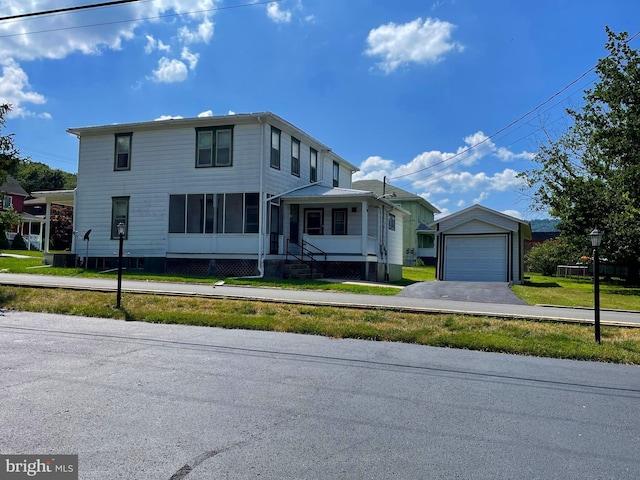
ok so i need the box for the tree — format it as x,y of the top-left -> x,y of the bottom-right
520,28 -> 640,282
16,160 -> 77,193
0,205 -> 20,250
49,205 -> 73,250
0,104 -> 23,185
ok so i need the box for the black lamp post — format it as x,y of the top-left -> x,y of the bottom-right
589,228 -> 603,344
116,222 -> 125,309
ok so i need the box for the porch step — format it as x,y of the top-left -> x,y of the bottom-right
284,261 -> 323,280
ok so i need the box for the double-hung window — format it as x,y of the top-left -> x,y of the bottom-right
111,197 -> 129,239
333,161 -> 339,187
2,195 -> 12,209
310,148 -> 317,182
114,133 -> 132,171
388,213 -> 396,231
271,127 -> 281,169
196,126 -> 233,167
291,138 -> 300,177
332,209 -> 347,235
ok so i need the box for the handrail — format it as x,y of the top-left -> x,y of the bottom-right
285,238 -> 327,277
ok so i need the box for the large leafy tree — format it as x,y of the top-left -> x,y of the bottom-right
521,28 -> 640,282
0,104 -> 22,185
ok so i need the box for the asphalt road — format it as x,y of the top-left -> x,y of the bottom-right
1,273 -> 640,327
1,311 -> 639,479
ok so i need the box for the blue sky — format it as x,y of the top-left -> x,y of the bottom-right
1,0 -> 639,219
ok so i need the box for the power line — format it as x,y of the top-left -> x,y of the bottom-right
0,0 -> 144,21
0,0 -> 283,39
389,29 -> 640,182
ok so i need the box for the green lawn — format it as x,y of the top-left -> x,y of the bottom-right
512,272 -> 640,311
2,252 -> 638,311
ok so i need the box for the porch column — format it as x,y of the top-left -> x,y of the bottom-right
44,201 -> 51,254
361,201 -> 367,255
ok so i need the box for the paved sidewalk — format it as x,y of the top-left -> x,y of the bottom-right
0,273 -> 639,327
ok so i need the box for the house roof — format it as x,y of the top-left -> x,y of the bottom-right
67,111 -> 358,173
1,176 -> 28,197
416,222 -> 436,233
352,179 -> 440,214
281,184 -> 409,214
433,204 -> 532,239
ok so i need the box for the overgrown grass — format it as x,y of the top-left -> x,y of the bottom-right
3,286 -> 640,364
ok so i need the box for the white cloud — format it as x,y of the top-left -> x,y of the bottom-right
502,209 -> 523,219
181,47 -> 200,70
352,155 -> 395,181
0,1 -> 220,105
0,58 -> 50,119
155,115 -> 184,121
150,57 -> 188,83
198,110 -> 213,117
365,17 -> 464,73
267,2 -> 292,23
178,17 -> 214,44
473,191 -> 489,204
456,199 -> 465,207
496,146 -> 535,162
144,35 -> 171,54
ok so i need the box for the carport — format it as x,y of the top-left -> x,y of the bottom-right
433,205 -> 532,283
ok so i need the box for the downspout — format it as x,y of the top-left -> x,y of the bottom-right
71,189 -> 77,255
247,115 -> 266,278
237,179 -> 321,279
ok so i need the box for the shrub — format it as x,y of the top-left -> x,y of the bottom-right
0,228 -> 9,250
415,257 -> 425,267
10,233 -> 27,250
526,239 -> 581,276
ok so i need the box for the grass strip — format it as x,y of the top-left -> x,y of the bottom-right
2,286 -> 640,364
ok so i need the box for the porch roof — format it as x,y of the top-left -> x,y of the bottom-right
30,189 -> 75,207
282,184 -> 409,215
282,184 -> 372,199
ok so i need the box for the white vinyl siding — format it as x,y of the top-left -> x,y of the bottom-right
74,124 -> 262,257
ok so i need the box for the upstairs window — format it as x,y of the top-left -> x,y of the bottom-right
114,133 -> 132,171
291,137 -> 300,177
196,126 -> 233,167
333,161 -> 339,187
2,196 -> 12,209
388,213 -> 396,231
271,127 -> 281,169
310,148 -> 317,182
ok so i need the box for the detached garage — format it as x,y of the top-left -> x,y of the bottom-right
433,205 -> 532,284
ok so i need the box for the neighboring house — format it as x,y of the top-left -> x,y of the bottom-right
432,204 -> 532,283
352,179 -> 440,266
524,231 -> 560,255
0,175 -> 44,250
67,112 -> 406,281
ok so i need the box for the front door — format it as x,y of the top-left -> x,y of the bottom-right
305,209 -> 324,236
270,204 -> 281,254
290,204 -> 299,245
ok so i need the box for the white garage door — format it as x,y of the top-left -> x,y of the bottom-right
444,235 -> 508,282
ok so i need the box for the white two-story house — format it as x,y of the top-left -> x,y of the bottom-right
68,112 -> 406,281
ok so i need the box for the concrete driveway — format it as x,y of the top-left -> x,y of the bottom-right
397,281 -> 528,305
